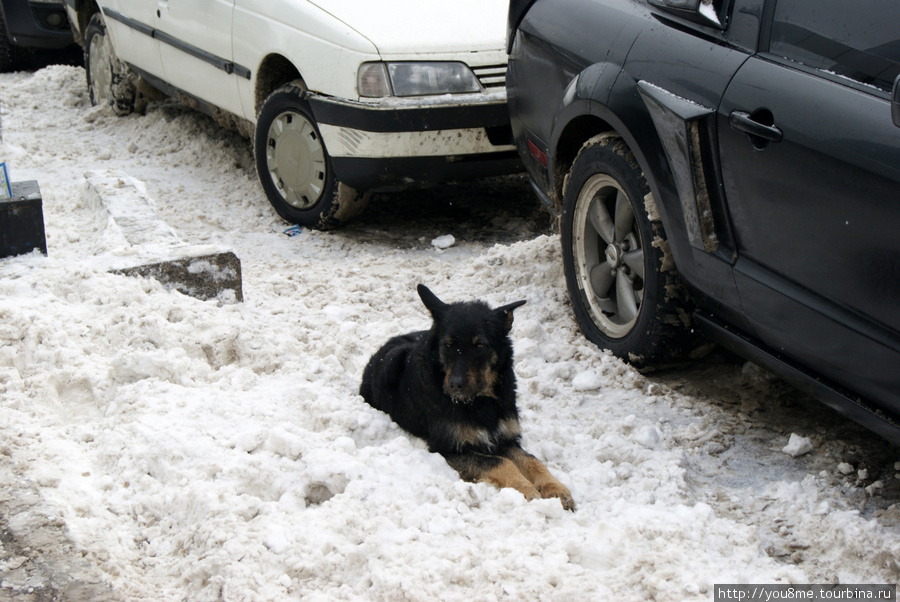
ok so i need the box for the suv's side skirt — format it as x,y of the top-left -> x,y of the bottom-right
695,311 -> 900,445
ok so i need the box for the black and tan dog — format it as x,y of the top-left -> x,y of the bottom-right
360,284 -> 575,511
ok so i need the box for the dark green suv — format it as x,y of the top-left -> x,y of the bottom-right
508,0 -> 900,443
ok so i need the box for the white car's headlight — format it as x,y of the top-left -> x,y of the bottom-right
358,62 -> 482,98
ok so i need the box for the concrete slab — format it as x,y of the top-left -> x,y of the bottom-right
83,169 -> 243,303
112,251 -> 243,304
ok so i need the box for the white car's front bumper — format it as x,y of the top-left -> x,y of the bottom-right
307,92 -> 522,189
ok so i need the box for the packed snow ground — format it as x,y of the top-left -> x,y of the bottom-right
0,66 -> 898,601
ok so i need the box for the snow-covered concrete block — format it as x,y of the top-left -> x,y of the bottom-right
83,169 -> 243,303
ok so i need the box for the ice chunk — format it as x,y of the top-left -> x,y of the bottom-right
431,234 -> 456,249
782,433 -> 813,457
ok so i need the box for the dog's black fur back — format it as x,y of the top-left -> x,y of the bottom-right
360,285 -> 575,510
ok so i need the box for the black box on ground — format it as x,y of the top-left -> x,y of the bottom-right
0,180 -> 47,259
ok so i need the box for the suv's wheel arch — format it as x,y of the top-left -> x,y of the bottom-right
70,1 -> 99,46
550,103 -> 684,253
551,114 -> 613,210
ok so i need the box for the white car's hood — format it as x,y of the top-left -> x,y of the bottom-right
307,0 -> 508,59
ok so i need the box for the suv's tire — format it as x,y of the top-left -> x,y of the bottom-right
561,133 -> 699,369
0,9 -> 22,73
254,82 -> 369,229
84,12 -> 136,116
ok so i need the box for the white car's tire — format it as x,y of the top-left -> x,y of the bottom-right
254,81 -> 369,229
84,12 -> 136,116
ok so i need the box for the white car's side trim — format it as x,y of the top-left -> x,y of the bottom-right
103,7 -> 251,79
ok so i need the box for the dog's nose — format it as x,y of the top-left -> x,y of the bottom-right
447,375 -> 467,394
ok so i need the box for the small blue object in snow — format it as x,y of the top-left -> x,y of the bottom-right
0,163 -> 11,199
283,225 -> 303,237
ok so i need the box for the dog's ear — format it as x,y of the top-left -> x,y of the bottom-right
417,284 -> 447,317
496,299 -> 526,333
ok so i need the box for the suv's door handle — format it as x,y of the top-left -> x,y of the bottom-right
729,111 -> 783,142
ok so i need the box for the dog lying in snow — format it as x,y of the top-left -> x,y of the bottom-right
360,284 -> 575,510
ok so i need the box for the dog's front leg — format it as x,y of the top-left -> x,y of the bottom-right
504,447 -> 576,511
444,453 -> 540,501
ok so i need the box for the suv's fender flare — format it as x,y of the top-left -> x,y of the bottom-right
545,64 -> 679,232
543,62 -> 622,197
548,65 -> 711,273
565,68 -> 749,325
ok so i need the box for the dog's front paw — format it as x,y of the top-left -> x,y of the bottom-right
538,481 -> 576,511
513,481 -> 542,502
476,458 -> 542,502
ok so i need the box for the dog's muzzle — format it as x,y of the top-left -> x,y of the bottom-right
445,381 -> 474,404
444,372 -> 480,404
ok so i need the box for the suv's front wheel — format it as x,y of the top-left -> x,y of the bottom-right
561,133 -> 699,369
0,10 -> 23,73
254,82 -> 369,229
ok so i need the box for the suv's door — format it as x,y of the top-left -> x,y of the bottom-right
156,0 -> 242,115
103,0 -> 164,79
716,0 -> 900,409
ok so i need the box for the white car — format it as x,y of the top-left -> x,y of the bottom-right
63,0 -> 521,229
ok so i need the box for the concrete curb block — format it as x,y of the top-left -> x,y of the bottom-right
83,169 -> 243,303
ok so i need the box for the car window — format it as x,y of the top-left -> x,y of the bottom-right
768,0 -> 900,94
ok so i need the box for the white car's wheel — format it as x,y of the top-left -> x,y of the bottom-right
254,81 -> 369,229
84,12 -> 135,116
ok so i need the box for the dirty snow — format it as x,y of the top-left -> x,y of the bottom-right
0,65 -> 898,601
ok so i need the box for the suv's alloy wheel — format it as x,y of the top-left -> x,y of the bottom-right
561,133 -> 699,369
